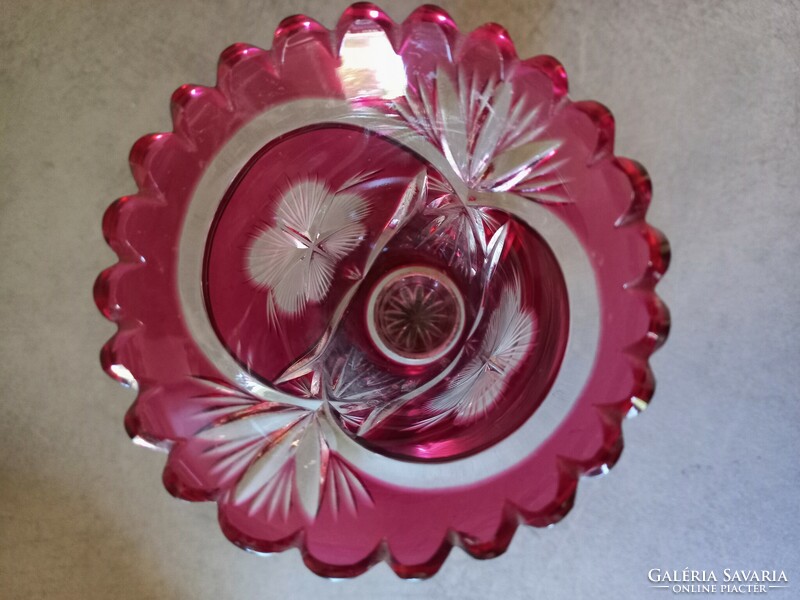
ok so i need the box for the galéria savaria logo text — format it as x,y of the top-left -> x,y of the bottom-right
648,569 -> 790,594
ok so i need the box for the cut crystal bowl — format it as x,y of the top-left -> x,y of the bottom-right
94,2 -> 670,578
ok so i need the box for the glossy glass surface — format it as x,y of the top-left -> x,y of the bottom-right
95,3 -> 670,578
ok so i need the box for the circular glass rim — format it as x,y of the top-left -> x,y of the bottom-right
366,265 -> 466,366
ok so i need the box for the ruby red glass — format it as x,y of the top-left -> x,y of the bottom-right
95,3 -> 670,578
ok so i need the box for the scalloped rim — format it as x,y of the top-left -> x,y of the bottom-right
95,2 -> 670,578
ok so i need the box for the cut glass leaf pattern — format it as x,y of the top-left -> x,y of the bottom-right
225,411 -> 341,519
399,64 -> 568,202
325,458 -> 374,518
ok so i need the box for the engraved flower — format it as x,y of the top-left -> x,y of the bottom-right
398,64 -> 568,202
183,383 -> 374,519
246,177 -> 370,322
420,277 -> 537,427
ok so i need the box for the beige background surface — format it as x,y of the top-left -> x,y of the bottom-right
1,1 -> 798,598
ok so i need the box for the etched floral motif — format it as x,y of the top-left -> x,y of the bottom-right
350,223 -> 514,437
419,277 -> 536,428
195,390 -> 373,519
397,65 -> 568,201
271,170 -> 429,386
247,177 -> 371,322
